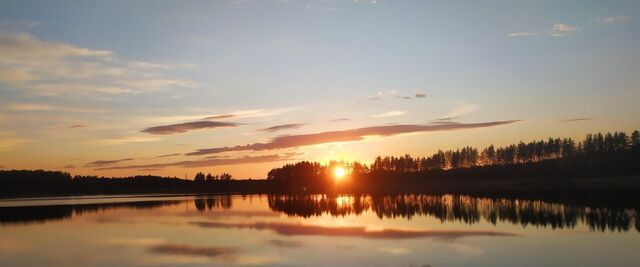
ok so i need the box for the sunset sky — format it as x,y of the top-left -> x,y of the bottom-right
1,0 -> 638,178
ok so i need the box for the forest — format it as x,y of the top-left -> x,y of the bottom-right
1,130 -> 639,198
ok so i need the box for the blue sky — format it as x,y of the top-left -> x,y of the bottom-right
0,0 -> 638,177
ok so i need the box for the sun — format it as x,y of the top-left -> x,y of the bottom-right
333,167 -> 347,180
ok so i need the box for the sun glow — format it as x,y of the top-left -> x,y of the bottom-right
333,167 -> 347,181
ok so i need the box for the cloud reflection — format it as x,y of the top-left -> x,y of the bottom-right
189,221 -> 519,240
149,243 -> 238,258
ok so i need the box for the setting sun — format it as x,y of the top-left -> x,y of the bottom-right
333,167 -> 347,180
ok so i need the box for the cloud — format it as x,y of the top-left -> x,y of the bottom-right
186,120 -> 520,156
5,103 -> 108,113
69,124 -> 87,129
62,164 -> 75,169
142,121 -> 238,135
101,135 -> 161,145
507,31 -> 538,37
0,31 -> 195,95
556,117 -> 594,122
94,153 -> 299,170
149,243 -> 237,259
101,238 -> 165,247
330,118 -> 351,122
204,114 -> 237,120
431,117 -> 457,124
445,102 -> 479,118
593,16 -> 631,26
414,93 -> 427,98
368,91 -> 383,100
152,153 -> 181,159
85,158 -> 135,167
0,134 -> 34,151
371,111 -> 405,118
258,123 -> 306,133
203,108 -> 296,120
548,23 -> 580,37
190,221 -> 520,240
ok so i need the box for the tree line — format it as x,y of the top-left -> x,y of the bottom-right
194,172 -> 233,182
368,131 -> 639,172
265,130 -> 640,192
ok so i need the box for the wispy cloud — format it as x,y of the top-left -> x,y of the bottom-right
203,108 -> 296,120
186,120 -> 520,156
0,134 -> 34,151
258,123 -> 306,133
151,153 -> 181,159
593,16 -> 631,26
414,93 -> 427,98
101,238 -> 165,247
69,124 -> 87,129
0,31 -> 195,96
101,135 -> 161,145
444,101 -> 479,118
204,114 -> 237,120
5,103 -> 109,113
548,23 -> 580,37
94,153 -> 300,170
507,31 -> 538,37
556,117 -> 594,122
371,111 -> 405,118
431,117 -> 457,124
85,158 -> 135,167
330,118 -> 351,122
141,121 -> 238,135
190,221 -> 520,240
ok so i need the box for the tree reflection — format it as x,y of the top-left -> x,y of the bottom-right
194,195 -> 232,212
268,194 -> 640,232
0,200 -> 182,225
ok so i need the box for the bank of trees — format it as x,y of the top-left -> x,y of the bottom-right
266,130 -> 640,184
194,172 -> 232,182
365,131 -> 640,173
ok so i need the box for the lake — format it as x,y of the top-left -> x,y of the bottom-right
1,194 -> 639,267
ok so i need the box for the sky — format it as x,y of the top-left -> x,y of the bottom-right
0,0 -> 639,178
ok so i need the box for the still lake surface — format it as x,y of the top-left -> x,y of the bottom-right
1,194 -> 639,267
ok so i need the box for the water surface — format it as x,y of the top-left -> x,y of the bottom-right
1,194 -> 639,267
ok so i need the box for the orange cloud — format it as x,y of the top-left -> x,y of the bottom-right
187,120 -> 520,156
258,123 -> 306,133
141,121 -> 237,135
94,153 -> 299,170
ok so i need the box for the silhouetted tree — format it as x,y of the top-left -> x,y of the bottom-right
194,172 -> 205,183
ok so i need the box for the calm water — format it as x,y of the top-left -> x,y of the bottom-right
1,194 -> 639,267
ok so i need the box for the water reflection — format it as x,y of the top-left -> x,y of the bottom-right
267,194 -> 640,232
189,221 -> 519,239
1,194 -> 639,232
0,200 -> 181,225
194,195 -> 232,211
